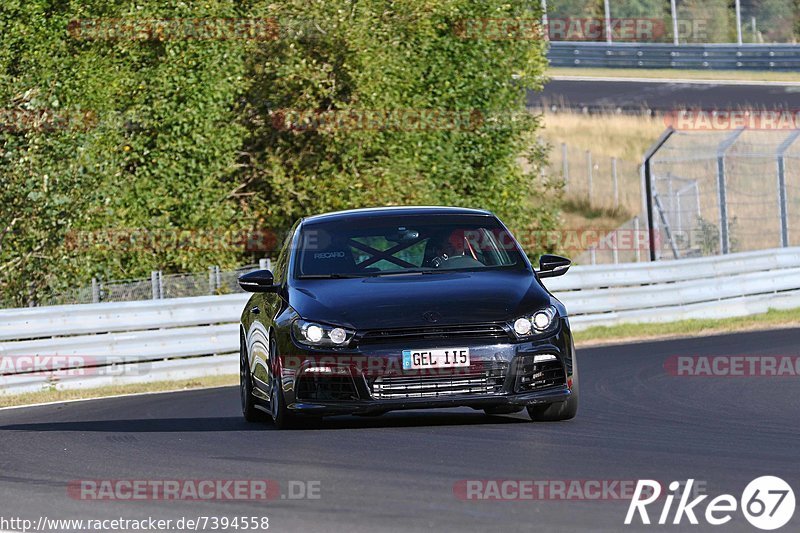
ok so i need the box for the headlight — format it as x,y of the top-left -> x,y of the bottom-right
292,319 -> 355,347
509,306 -> 557,338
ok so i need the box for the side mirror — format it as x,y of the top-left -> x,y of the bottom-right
238,269 -> 278,293
536,254 -> 571,278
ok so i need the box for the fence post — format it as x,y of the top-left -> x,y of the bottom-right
670,0 -> 679,45
612,232 -> 619,264
642,128 -> 675,261
215,266 -> 221,292
586,150 -> 593,204
776,130 -> 800,248
208,266 -> 216,295
158,270 -> 164,299
91,278 -> 100,303
634,216 -> 641,262
611,157 -> 618,209
259,258 -> 268,270
716,129 -> 744,255
735,0 -> 743,45
151,271 -> 159,300
561,143 -> 569,193
589,246 -> 597,265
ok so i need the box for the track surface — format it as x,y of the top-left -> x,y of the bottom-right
1,328 -> 799,532
528,79 -> 800,111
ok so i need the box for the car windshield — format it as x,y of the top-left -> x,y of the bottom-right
294,213 -> 525,278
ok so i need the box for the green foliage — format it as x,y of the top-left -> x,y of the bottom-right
240,0 -> 556,247
1,1 -> 251,306
1,0 -> 554,306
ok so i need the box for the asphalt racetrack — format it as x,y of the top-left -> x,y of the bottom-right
529,79 -> 800,111
1,328 -> 799,532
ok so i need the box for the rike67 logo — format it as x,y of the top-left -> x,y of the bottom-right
626,477 -> 795,530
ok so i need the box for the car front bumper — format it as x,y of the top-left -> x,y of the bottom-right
274,319 -> 577,417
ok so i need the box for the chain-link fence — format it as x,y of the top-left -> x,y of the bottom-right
646,128 -> 800,260
39,262 -> 269,307
555,142 -> 642,214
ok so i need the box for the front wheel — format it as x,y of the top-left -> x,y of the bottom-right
240,333 -> 268,423
267,337 -> 306,429
527,369 -> 579,422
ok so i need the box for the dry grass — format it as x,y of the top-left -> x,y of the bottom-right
548,67 -> 800,83
0,374 -> 238,408
534,111 -> 665,262
540,110 -> 666,163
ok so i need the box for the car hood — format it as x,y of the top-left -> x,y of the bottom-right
288,270 -> 550,330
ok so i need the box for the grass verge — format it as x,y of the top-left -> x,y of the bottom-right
0,374 -> 238,409
548,67 -> 800,83
575,307 -> 800,347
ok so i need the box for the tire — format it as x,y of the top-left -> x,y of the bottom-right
240,332 -> 268,423
265,336 -> 300,429
527,365 -> 579,422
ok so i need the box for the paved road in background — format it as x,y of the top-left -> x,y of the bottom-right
1,328 -> 799,532
528,79 -> 800,111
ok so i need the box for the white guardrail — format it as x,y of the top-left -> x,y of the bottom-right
2,247 -> 800,395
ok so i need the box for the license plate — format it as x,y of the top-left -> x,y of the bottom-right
402,348 -> 470,370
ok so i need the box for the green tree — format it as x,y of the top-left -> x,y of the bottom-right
240,0 -> 557,247
0,1 -> 251,306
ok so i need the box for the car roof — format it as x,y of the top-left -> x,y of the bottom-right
302,206 -> 493,224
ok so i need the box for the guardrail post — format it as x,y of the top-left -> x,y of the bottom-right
776,130 -> 800,248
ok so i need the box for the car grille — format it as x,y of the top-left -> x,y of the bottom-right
370,364 -> 508,399
514,355 -> 566,393
295,375 -> 359,402
357,323 -> 510,345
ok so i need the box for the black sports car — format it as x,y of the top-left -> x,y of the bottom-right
238,206 -> 577,428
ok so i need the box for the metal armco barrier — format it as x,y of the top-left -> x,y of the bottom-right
2,247 -> 799,394
548,42 -> 800,70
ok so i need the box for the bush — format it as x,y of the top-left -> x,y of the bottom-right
239,0 -> 556,248
1,0 -> 555,306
